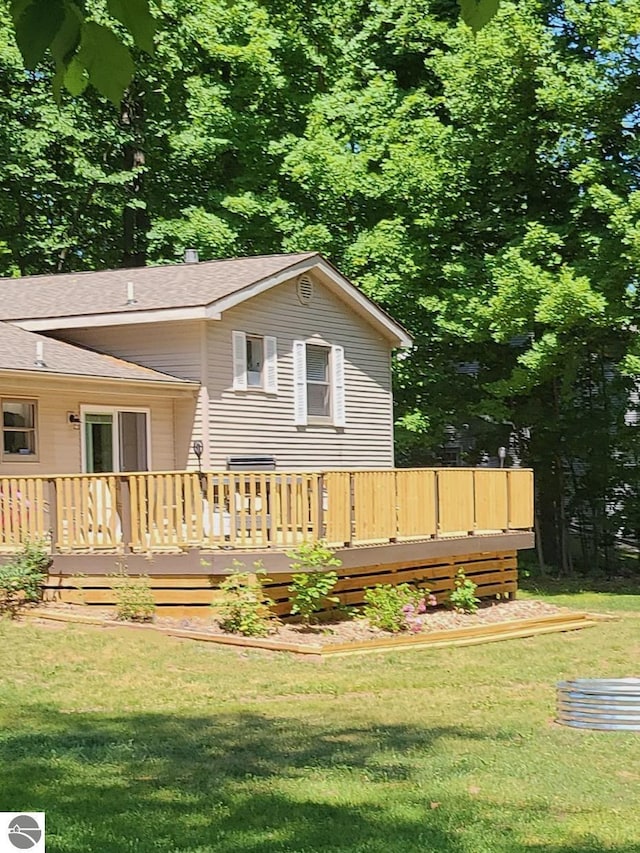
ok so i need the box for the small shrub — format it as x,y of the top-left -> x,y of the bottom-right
287,542 -> 342,626
113,572 -> 156,622
0,539 -> 49,617
448,570 -> 480,614
363,583 -> 437,633
218,560 -> 274,637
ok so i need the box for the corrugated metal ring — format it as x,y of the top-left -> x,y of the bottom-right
557,678 -> 640,731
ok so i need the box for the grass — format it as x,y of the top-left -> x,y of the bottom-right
1,591 -> 640,853
519,573 -> 640,613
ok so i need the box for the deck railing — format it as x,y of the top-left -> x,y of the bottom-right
0,468 -> 534,554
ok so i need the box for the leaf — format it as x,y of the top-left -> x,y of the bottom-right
458,0 -> 500,32
49,1 -> 82,65
13,0 -> 65,69
52,63 -> 65,104
107,0 -> 156,54
63,57 -> 88,96
77,21 -> 134,104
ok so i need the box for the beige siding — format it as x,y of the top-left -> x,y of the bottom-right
0,375 -> 185,475
49,283 -> 395,471
206,277 -> 394,468
59,321 -> 202,381
57,321 -> 205,467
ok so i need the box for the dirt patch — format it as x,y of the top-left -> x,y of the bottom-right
28,598 -> 571,646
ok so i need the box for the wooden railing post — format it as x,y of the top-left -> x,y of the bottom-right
47,479 -> 58,554
119,476 -> 132,554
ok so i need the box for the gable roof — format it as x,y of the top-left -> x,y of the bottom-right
0,253 -> 412,347
0,322 -> 198,387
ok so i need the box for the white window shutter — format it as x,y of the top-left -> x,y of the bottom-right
332,344 -> 346,426
264,336 -> 278,394
232,331 -> 247,391
293,340 -> 307,425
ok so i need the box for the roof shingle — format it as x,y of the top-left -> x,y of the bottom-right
0,253 -> 317,321
0,322 -> 197,385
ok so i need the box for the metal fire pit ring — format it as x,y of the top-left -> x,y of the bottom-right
557,678 -> 640,731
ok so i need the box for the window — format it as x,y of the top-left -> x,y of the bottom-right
82,408 -> 149,473
293,341 -> 345,427
3,399 -> 37,457
306,345 -> 331,418
232,331 -> 278,393
246,336 -> 264,387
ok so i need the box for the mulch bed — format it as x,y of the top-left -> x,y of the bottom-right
28,598 -> 573,646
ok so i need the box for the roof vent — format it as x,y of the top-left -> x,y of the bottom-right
184,248 -> 199,264
297,274 -> 314,305
35,340 -> 46,368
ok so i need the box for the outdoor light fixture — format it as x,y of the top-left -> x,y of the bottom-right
193,440 -> 205,488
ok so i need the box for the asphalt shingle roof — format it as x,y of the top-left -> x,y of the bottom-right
0,253 -> 317,321
0,322 -> 197,385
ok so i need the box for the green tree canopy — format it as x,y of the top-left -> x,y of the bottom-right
1,0 -> 639,571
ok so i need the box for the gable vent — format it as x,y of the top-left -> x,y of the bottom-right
297,274 -> 314,305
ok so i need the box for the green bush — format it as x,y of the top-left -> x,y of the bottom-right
113,573 -> 156,622
287,542 -> 342,625
218,561 -> 274,637
0,539 -> 49,617
448,570 -> 480,614
363,583 -> 436,633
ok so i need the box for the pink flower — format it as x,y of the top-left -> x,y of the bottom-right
417,599 -> 427,614
428,595 -> 437,607
402,603 -> 414,614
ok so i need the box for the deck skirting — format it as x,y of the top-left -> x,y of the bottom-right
43,545 -> 524,617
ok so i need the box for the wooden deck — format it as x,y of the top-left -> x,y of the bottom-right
0,467 -> 533,555
2,468 -> 534,613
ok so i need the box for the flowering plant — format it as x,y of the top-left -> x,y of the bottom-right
363,583 -> 437,633
401,594 -> 438,633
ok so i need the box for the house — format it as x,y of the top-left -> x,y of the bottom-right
0,252 -> 534,613
0,252 -> 411,475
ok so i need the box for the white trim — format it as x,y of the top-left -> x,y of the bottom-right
1,396 -> 39,462
80,405 -> 151,473
232,331 -> 248,391
0,368 -> 197,392
199,320 -> 211,468
264,335 -> 278,394
331,345 -> 346,427
293,340 -> 307,426
13,306 -> 209,332
208,257 -> 413,348
207,259 -> 318,318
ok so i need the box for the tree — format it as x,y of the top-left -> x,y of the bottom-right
7,0 -> 501,106
1,0 -> 638,572
8,0 -> 157,103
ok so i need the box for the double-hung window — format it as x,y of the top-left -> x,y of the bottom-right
232,331 -> 278,393
293,341 -> 345,427
306,345 -> 331,418
2,399 -> 37,458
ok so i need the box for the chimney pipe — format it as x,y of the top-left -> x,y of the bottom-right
126,281 -> 137,305
184,248 -> 199,264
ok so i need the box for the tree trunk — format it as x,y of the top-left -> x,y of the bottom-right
121,89 -> 149,268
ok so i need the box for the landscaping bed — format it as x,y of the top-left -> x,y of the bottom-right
24,597 -> 597,655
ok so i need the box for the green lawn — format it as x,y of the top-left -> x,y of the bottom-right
1,593 -> 639,853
